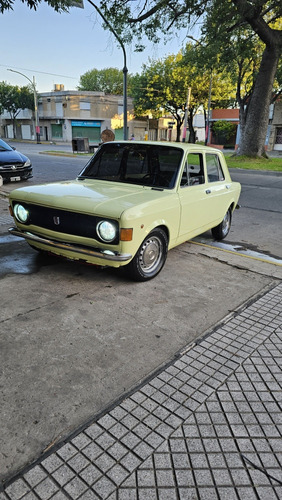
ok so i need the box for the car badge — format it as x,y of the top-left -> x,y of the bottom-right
11,165 -> 16,170
53,216 -> 60,225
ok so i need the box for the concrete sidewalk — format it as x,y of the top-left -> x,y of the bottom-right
1,282 -> 282,499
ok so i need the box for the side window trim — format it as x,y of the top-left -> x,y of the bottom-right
180,152 -> 205,188
206,153 -> 225,183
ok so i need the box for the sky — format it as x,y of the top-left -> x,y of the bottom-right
0,1 -> 194,93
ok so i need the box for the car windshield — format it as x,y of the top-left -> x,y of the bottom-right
79,143 -> 183,189
0,139 -> 13,152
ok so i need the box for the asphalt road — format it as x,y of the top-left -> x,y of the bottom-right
1,142 -> 282,484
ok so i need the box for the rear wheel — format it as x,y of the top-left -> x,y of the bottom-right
211,208 -> 232,240
126,228 -> 168,281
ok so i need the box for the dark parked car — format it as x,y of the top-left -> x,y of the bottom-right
0,139 -> 32,183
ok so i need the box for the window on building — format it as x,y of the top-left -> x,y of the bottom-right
80,102 -> 91,111
55,102 -> 63,116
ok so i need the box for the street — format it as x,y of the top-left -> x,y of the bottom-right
0,143 -> 282,485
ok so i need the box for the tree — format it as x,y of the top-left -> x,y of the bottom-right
132,46 -> 235,142
78,67 -> 132,95
199,2 -> 282,155
0,82 -> 34,138
99,0 -> 282,157
132,53 -> 190,142
0,0 -> 78,14
181,43 -> 236,142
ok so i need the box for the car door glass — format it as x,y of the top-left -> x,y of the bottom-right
206,153 -> 225,182
180,153 -> 204,187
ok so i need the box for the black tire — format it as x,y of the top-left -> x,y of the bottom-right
211,208 -> 232,240
126,228 -> 168,281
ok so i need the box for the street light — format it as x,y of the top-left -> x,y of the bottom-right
7,69 -> 40,143
87,0 -> 128,140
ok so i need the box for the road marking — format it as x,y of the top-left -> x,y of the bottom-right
192,239 -> 282,267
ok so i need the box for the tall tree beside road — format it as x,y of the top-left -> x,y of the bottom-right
132,47 -> 235,142
78,67 -> 133,95
197,6 -> 281,154
0,82 -> 34,138
99,0 -> 282,157
132,53 -> 190,142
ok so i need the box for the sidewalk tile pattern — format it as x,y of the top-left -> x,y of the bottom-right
2,283 -> 282,499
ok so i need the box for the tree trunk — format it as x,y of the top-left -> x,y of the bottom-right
176,122 -> 181,142
238,44 -> 280,156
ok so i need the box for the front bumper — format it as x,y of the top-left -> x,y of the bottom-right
0,166 -> 33,182
9,227 -> 132,263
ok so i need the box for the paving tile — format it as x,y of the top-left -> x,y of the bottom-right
52,464 -> 75,486
23,466 -> 47,488
3,284 -> 282,500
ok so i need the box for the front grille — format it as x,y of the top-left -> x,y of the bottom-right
12,203 -> 119,245
0,162 -> 25,172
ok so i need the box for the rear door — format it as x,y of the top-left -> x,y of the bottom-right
177,151 -> 229,240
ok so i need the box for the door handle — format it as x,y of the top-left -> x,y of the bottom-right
206,189 -> 211,194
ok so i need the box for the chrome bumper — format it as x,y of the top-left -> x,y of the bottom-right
9,227 -> 132,263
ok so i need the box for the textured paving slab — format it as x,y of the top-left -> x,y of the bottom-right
1,283 -> 282,499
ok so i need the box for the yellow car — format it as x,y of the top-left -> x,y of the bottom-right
9,141 -> 241,281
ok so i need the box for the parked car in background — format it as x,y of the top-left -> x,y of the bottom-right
9,141 -> 241,281
0,139 -> 32,183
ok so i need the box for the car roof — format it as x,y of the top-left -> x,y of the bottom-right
102,141 -> 222,153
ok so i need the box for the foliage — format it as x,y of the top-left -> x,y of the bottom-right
131,53 -> 188,141
0,0 -> 79,14
212,120 -> 237,143
199,3 -> 282,151
132,52 -> 195,142
78,67 -> 133,95
0,82 -> 34,137
0,82 -> 34,115
99,1 -> 282,46
99,0 -> 282,157
131,45 -> 235,142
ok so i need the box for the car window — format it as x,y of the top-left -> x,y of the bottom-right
206,153 -> 225,182
79,143 -> 183,189
180,153 -> 205,187
0,139 -> 12,152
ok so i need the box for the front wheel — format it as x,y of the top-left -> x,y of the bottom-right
211,208 -> 232,240
126,228 -> 168,281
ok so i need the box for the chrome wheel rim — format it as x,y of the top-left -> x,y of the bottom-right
222,211 -> 231,237
138,236 -> 163,275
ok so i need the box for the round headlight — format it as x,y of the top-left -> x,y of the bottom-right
14,203 -> 30,223
97,221 -> 117,242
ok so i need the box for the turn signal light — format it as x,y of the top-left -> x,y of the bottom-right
120,228 -> 133,241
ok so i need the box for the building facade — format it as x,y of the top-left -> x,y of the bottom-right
1,85 -> 136,143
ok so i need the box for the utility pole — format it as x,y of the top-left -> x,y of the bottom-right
205,73 -> 213,146
182,87 -> 191,142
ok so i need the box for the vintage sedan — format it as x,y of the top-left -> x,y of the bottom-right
9,141 -> 241,281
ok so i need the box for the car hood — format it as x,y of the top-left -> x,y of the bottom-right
0,149 -> 28,164
10,179 -> 173,218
